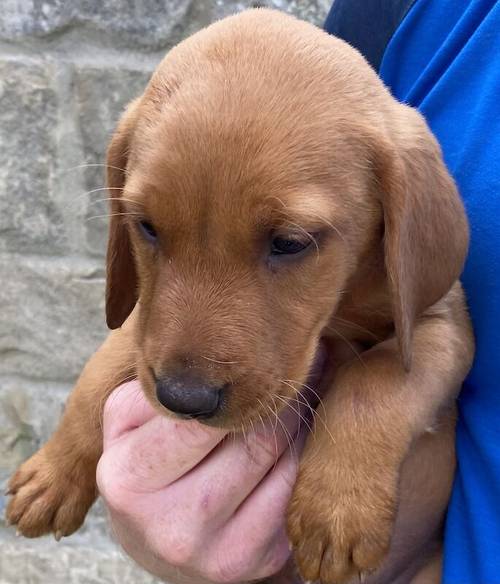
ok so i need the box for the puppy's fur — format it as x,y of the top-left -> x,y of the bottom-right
7,10 -> 474,584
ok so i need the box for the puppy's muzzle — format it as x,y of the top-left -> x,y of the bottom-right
155,374 -> 224,419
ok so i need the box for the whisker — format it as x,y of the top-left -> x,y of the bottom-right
269,394 -> 281,435
325,325 -> 367,368
307,211 -> 346,243
87,196 -> 145,207
266,401 -> 282,472
280,379 -> 337,447
62,185 -> 145,215
60,187 -> 127,212
257,397 -> 279,462
279,377 -> 323,434
331,316 -> 380,341
249,415 -> 257,444
289,391 -> 319,442
270,401 -> 297,462
274,393 -> 313,434
229,427 -> 237,449
295,392 -> 337,447
282,378 -> 328,421
269,395 -> 298,466
200,355 -> 239,365
241,422 -> 248,452
257,408 -> 279,472
85,212 -> 142,222
58,163 -> 130,176
256,410 -> 266,434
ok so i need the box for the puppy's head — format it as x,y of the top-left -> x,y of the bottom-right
104,10 -> 468,427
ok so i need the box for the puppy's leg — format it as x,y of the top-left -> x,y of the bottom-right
364,411 -> 454,584
287,295 -> 473,584
6,311 -> 137,539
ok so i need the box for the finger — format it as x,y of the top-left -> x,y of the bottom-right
206,429 -> 308,582
102,381 -> 158,446
230,425 -> 307,535
98,413 -> 227,495
166,394 -> 312,528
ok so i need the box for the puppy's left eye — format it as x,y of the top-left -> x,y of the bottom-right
138,220 -> 157,242
271,236 -> 311,255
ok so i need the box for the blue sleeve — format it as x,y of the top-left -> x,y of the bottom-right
326,1 -> 500,581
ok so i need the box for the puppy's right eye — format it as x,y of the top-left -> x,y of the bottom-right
138,220 -> 157,243
271,236 -> 310,256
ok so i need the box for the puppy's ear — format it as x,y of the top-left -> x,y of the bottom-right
375,106 -> 469,369
105,99 -> 140,329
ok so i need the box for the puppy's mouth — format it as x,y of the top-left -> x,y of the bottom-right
275,338 -> 332,416
148,340 -> 331,428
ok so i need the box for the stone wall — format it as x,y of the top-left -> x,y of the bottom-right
0,1 -> 330,582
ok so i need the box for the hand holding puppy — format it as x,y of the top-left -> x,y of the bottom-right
97,380 -> 308,583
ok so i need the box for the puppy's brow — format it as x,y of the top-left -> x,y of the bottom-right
122,182 -> 164,213
121,198 -> 146,214
266,194 -> 343,238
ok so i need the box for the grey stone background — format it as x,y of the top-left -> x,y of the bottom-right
0,1 -> 330,582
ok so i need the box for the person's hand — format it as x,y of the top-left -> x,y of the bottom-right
97,380 -> 312,583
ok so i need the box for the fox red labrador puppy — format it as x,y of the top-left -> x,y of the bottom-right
7,9 -> 473,584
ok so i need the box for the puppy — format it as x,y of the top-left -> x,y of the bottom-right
6,9 -> 474,584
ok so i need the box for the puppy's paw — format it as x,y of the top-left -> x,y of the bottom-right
6,446 -> 96,539
287,463 -> 396,584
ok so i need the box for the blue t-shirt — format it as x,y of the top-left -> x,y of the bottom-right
326,1 -> 500,581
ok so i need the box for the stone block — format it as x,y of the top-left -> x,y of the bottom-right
0,380 -> 68,484
0,60 -> 66,255
0,533 -> 160,583
0,380 -> 122,551
183,0 -> 331,35
0,1 -> 330,49
0,0 -> 190,50
268,0 -> 331,24
0,254 -> 108,382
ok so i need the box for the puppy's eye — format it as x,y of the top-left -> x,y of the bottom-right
271,236 -> 311,256
138,220 -> 157,243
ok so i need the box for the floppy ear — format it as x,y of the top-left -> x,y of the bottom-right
105,100 -> 140,329
375,106 -> 469,369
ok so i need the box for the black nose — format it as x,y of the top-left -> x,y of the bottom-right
155,375 -> 223,419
